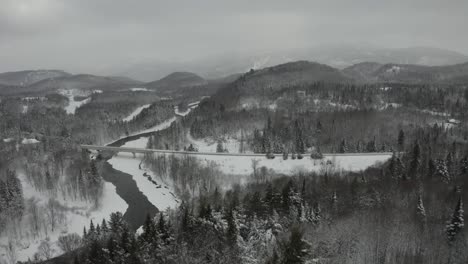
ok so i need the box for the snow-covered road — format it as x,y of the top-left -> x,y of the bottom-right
123,104 -> 151,122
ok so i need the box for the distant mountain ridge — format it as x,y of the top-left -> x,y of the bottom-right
2,57 -> 468,96
145,72 -> 207,91
343,61 -> 468,83
0,72 -> 142,95
104,46 -> 468,81
0,70 -> 71,86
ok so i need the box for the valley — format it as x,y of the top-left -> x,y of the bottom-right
1,57 -> 468,264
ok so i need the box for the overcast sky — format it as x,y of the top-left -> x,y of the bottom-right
1,0 -> 467,75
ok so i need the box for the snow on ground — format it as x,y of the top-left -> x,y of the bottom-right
59,89 -> 91,114
21,138 -> 40,144
189,153 -> 392,176
123,104 -> 151,122
0,173 -> 127,262
386,65 -> 402,74
420,109 -> 450,117
377,102 -> 401,110
175,101 -> 200,116
187,133 -> 245,154
108,137 -> 179,211
2,138 -> 14,143
129,88 -> 150,92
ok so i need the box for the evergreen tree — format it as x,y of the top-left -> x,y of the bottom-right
87,240 -> 109,264
416,194 -> 427,229
446,196 -> 464,243
339,138 -> 347,153
141,214 -> 157,244
282,226 -> 309,264
225,208 -> 237,246
216,140 -> 224,153
409,141 -> 421,178
436,159 -> 451,183
398,129 -> 405,150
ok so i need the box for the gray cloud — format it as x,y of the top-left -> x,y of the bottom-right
1,0 -> 467,76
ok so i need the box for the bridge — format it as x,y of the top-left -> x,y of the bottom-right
80,144 -> 395,158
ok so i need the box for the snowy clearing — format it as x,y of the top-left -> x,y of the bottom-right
123,104 -> 151,122
59,89 -> 91,114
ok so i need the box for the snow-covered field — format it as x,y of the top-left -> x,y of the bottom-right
123,104 -> 151,122
0,173 -> 127,262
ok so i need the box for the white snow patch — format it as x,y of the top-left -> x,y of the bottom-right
21,138 -> 40,144
2,138 -> 14,143
386,65 -> 401,74
123,104 -> 151,122
130,88 -> 149,92
420,109 -> 450,117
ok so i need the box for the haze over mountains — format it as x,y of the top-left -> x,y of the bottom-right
109,45 -> 468,81
1,45 -> 468,97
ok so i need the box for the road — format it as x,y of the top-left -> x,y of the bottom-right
81,144 -> 395,158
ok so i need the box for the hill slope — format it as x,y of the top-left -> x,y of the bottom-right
232,61 -> 350,95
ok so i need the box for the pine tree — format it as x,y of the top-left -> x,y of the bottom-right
416,194 -> 427,229
446,197 -> 464,243
157,213 -> 170,244
226,208 -> 237,246
436,159 -> 451,183
87,239 -> 109,264
282,226 -> 309,264
141,214 -> 156,245
216,140 -> 224,153
101,219 -> 108,235
398,129 -> 405,150
339,139 -> 347,153
409,142 -> 421,178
